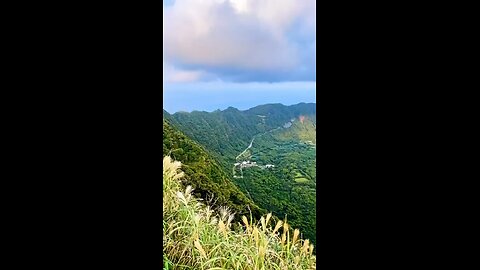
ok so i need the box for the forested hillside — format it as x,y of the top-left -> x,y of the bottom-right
166,103 -> 315,163
164,103 -> 317,247
163,119 -> 265,220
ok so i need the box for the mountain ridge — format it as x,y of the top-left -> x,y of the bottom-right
163,102 -> 316,115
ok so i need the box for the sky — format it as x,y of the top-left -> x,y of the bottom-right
163,0 -> 316,113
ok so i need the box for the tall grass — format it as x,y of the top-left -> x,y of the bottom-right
163,156 -> 316,270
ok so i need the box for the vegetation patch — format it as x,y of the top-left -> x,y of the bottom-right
163,156 -> 316,270
294,177 -> 309,183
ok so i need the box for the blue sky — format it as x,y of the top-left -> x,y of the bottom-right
163,81 -> 315,113
163,0 -> 316,113
163,0 -> 175,6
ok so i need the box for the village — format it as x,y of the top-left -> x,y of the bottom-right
233,160 -> 275,179
232,124 -> 285,179
234,160 -> 275,169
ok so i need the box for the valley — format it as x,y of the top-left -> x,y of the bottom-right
165,103 -> 317,246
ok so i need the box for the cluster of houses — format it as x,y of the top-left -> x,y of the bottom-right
234,160 -> 275,169
234,160 -> 257,168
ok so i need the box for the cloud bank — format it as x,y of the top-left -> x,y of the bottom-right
164,0 -> 316,83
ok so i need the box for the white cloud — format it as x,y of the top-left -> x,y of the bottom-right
164,62 -> 215,83
168,70 -> 203,83
164,0 -> 315,82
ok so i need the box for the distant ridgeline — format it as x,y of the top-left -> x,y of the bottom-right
163,118 -> 265,221
164,103 -> 317,247
164,103 -> 315,165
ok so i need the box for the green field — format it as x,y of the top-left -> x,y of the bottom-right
295,177 -> 309,183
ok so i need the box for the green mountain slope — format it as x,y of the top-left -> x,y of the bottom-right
165,103 -> 317,247
166,103 -> 315,164
163,119 -> 265,220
